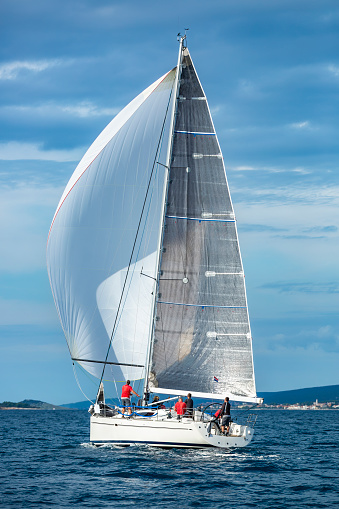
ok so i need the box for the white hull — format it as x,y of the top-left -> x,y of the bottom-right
90,411 -> 254,449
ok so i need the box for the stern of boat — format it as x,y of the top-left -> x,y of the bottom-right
194,420 -> 255,448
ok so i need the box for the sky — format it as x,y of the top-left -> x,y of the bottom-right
0,0 -> 338,405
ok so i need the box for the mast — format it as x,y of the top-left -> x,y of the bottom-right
143,36 -> 186,400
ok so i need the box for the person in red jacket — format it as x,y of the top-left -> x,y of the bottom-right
174,397 -> 187,420
121,380 -> 140,416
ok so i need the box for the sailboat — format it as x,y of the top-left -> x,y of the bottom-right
47,35 -> 262,449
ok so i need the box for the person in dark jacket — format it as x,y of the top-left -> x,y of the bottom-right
184,393 -> 194,417
219,396 -> 231,435
151,395 -> 166,409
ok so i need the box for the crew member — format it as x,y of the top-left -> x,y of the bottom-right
151,395 -> 166,409
174,396 -> 187,420
219,396 -> 231,435
121,380 -> 140,416
184,393 -> 194,417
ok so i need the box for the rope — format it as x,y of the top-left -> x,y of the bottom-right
112,377 -> 121,405
109,176 -> 157,376
72,363 -> 95,405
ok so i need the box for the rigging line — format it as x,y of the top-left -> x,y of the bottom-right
145,45 -> 185,394
140,138 -> 167,264
72,363 -> 95,405
127,133 -> 167,369
111,174 -> 155,368
102,126 -> 167,374
111,150 -> 164,369
135,378 -> 143,401
87,98 -> 173,350
107,92 -> 169,372
75,361 -> 100,386
97,85 -> 175,394
112,376 -> 121,405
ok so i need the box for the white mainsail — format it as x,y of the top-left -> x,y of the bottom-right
149,48 -> 258,403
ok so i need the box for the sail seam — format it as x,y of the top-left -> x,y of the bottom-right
158,301 -> 246,309
165,215 -> 235,223
174,130 -> 215,135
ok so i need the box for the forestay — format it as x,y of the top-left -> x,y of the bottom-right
149,48 -> 257,401
47,69 -> 176,382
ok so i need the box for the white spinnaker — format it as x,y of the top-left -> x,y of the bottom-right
51,71 -> 174,226
47,69 -> 176,380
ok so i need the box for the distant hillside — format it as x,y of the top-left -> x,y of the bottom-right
61,398 -> 120,410
61,400 -> 93,410
4,385 -> 337,410
62,385 -> 339,408
258,385 -> 339,405
0,399 -> 69,410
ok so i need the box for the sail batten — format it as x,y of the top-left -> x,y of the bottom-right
149,387 -> 261,404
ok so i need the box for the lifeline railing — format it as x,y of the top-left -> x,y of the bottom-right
93,404 -> 258,431
246,413 -> 258,427
96,404 -> 197,421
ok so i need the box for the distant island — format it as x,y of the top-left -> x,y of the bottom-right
0,399 -> 69,410
2,384 -> 338,410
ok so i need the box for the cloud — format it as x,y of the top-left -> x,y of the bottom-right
273,234 -> 326,240
237,79 -> 259,98
209,105 -> 221,116
289,121 -> 311,129
60,102 -> 119,118
231,165 -> 257,171
233,182 -> 339,206
0,142 -> 85,162
303,225 -> 338,233
328,64 -> 339,77
292,168 -> 312,175
262,324 -> 339,355
0,60 -> 61,80
229,165 -> 312,175
2,101 -> 119,119
0,101 -> 119,151
261,282 -> 339,294
238,223 -> 287,233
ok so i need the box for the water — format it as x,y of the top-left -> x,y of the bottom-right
1,410 -> 338,508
